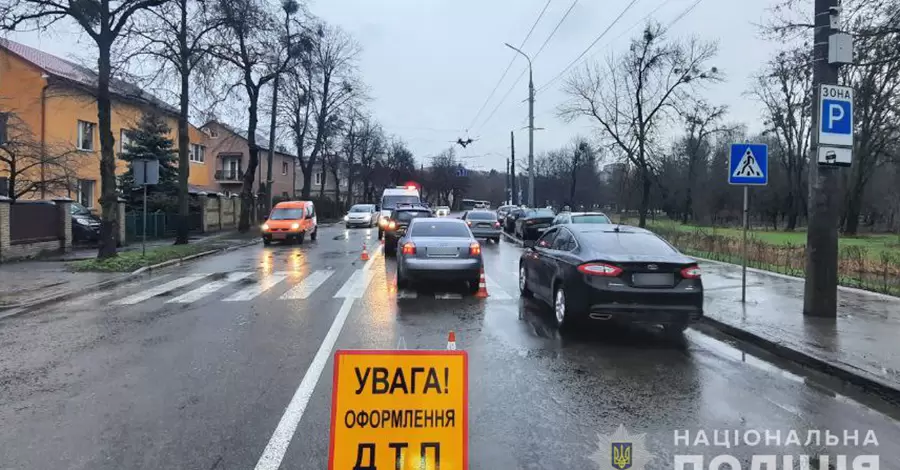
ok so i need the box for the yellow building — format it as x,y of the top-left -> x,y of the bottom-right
0,38 -> 211,209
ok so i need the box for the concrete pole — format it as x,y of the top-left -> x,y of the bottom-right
510,130 -> 517,205
803,0 -> 842,317
528,67 -> 535,208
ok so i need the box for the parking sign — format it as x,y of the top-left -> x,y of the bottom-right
818,84 -> 853,148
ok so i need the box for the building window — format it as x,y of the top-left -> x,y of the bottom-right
315,172 -> 322,185
78,179 -> 95,208
190,143 -> 205,163
0,112 -> 9,145
281,161 -> 288,175
77,120 -> 95,151
119,129 -> 134,153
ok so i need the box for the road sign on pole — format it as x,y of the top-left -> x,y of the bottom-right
455,165 -> 468,177
328,350 -> 468,470
728,143 -> 768,303
133,159 -> 159,258
817,84 -> 854,167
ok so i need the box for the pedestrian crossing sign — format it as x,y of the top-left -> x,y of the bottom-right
729,144 -> 768,186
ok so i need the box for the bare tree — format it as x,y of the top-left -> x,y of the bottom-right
560,23 -> 720,227
356,117 -> 384,202
677,101 -> 729,224
339,107 -> 364,206
210,0 -> 296,231
1,0 -> 169,257
0,110 -> 79,200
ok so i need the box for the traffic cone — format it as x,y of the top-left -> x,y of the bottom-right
446,331 -> 457,350
360,242 -> 370,261
474,267 -> 489,298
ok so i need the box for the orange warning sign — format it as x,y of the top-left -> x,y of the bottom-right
328,350 -> 468,470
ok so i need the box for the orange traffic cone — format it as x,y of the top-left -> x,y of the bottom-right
474,268 -> 489,298
360,242 -> 370,261
446,331 -> 457,350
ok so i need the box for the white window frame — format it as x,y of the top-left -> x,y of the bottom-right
78,179 -> 95,208
119,129 -> 134,153
77,120 -> 95,151
281,161 -> 288,175
190,143 -> 205,163
315,172 -> 322,185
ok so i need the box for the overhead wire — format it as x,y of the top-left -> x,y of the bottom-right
473,0 -> 580,132
466,0 -> 553,131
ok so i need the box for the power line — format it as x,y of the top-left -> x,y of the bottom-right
466,0 -> 553,131
473,0 -> 579,132
534,0 -> 643,94
662,0 -> 704,31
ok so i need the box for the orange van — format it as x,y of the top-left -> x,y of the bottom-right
261,200 -> 318,245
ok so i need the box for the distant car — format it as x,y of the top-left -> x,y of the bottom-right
261,200 -> 318,245
396,218 -> 484,293
69,202 -> 102,243
435,206 -> 451,217
343,204 -> 378,228
503,207 -> 527,233
514,208 -> 556,241
378,186 -> 421,239
552,211 -> 612,226
383,205 -> 434,256
463,210 -> 501,243
518,224 -> 703,334
496,205 -> 516,221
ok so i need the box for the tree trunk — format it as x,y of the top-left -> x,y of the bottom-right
265,74 -> 279,215
96,39 -> 119,259
319,164 -> 326,198
239,91 -> 260,232
843,164 -> 867,235
175,1 -> 191,245
331,165 -> 341,209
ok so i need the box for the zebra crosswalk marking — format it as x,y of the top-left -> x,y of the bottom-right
167,272 -> 253,304
333,269 -> 375,299
113,273 -> 212,305
223,272 -> 289,302
280,270 -> 335,300
484,274 -> 512,300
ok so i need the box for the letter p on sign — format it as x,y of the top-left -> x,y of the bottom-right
824,100 -> 851,134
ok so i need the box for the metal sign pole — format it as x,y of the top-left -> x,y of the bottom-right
142,182 -> 148,257
741,186 -> 749,303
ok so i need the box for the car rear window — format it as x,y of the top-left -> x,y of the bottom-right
350,205 -> 373,212
394,210 -> 431,222
466,212 -> 496,220
383,195 -> 420,208
585,232 -> 678,255
269,208 -> 304,220
410,221 -> 470,237
572,215 -> 611,224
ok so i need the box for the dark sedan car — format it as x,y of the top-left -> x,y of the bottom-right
503,207 -> 526,233
382,205 -> 434,256
396,218 -> 484,292
518,224 -> 702,334
514,208 -> 556,240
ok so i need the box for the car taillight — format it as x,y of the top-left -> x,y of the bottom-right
469,242 -> 481,256
577,262 -> 622,277
388,220 -> 396,230
681,265 -> 701,279
493,221 -> 501,228
401,242 -> 416,255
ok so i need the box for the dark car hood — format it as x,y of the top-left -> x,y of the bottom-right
581,250 -> 696,265
73,214 -> 101,223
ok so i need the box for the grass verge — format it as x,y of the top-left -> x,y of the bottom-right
71,241 -> 232,272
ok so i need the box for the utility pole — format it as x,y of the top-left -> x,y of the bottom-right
506,157 -> 510,204
803,0 -> 843,317
510,130 -> 517,205
504,43 -> 534,207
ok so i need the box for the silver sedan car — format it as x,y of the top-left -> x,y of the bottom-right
463,210 -> 501,243
396,218 -> 484,292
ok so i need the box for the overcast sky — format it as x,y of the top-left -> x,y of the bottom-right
7,0 -> 786,172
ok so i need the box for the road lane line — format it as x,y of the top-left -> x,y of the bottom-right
167,272 -> 253,304
223,272 -> 289,302
280,269 -> 334,300
254,246 -> 381,470
484,274 -> 512,300
112,273 -> 212,305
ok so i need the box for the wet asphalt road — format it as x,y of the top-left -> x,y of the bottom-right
1,224 -> 899,469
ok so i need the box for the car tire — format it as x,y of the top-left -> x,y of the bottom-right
384,242 -> 396,257
263,238 -> 271,246
468,277 -> 481,294
518,265 -> 533,298
492,236 -> 501,244
396,267 -> 409,289
378,229 -> 384,240
553,284 -> 576,331
662,323 -> 688,338
311,228 -> 318,241
297,232 -> 306,245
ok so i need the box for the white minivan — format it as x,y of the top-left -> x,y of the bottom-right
378,186 -> 421,238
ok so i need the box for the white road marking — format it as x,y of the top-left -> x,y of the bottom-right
280,270 -> 335,300
113,273 -> 211,305
484,274 -> 512,300
224,272 -> 289,302
254,246 -> 381,470
167,272 -> 253,304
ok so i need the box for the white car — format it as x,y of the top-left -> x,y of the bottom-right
344,204 -> 378,228
435,206 -> 451,217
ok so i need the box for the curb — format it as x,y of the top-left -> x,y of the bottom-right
0,238 -> 260,319
501,231 -> 523,246
698,316 -> 900,405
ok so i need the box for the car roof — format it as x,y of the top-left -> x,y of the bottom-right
392,204 -> 431,211
566,212 -> 609,217
409,217 -> 465,224
561,223 -> 652,235
274,201 -> 310,208
466,209 -> 495,214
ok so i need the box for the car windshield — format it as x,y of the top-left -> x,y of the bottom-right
349,205 -> 373,212
69,203 -> 92,216
466,212 -> 496,220
394,210 -> 431,222
410,221 -> 470,237
584,232 -> 678,255
572,215 -> 611,224
382,195 -> 419,208
268,208 -> 304,220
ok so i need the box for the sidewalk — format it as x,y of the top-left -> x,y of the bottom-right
700,260 -> 900,397
0,231 -> 256,310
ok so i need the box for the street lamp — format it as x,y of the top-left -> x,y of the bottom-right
504,42 -> 535,207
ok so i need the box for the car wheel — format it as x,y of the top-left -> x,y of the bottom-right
378,229 -> 384,240
492,236 -> 501,244
311,228 -> 318,241
518,265 -> 532,298
384,242 -> 396,257
468,277 -> 481,294
553,285 -> 575,330
297,232 -> 306,245
396,266 -> 409,289
662,323 -> 688,338
263,238 -> 271,246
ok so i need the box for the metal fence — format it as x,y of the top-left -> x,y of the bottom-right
125,211 -> 202,242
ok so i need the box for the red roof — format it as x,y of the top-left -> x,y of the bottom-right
1,38 -> 177,114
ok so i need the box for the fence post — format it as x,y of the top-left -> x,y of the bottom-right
52,197 -> 73,253
0,196 -> 10,262
218,193 -> 224,231
198,192 -> 209,233
117,197 -> 127,245
233,195 -> 241,228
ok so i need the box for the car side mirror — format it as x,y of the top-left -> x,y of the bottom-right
523,240 -> 535,249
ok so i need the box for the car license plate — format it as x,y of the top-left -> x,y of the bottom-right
427,246 -> 458,257
272,233 -> 286,240
632,273 -> 674,287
